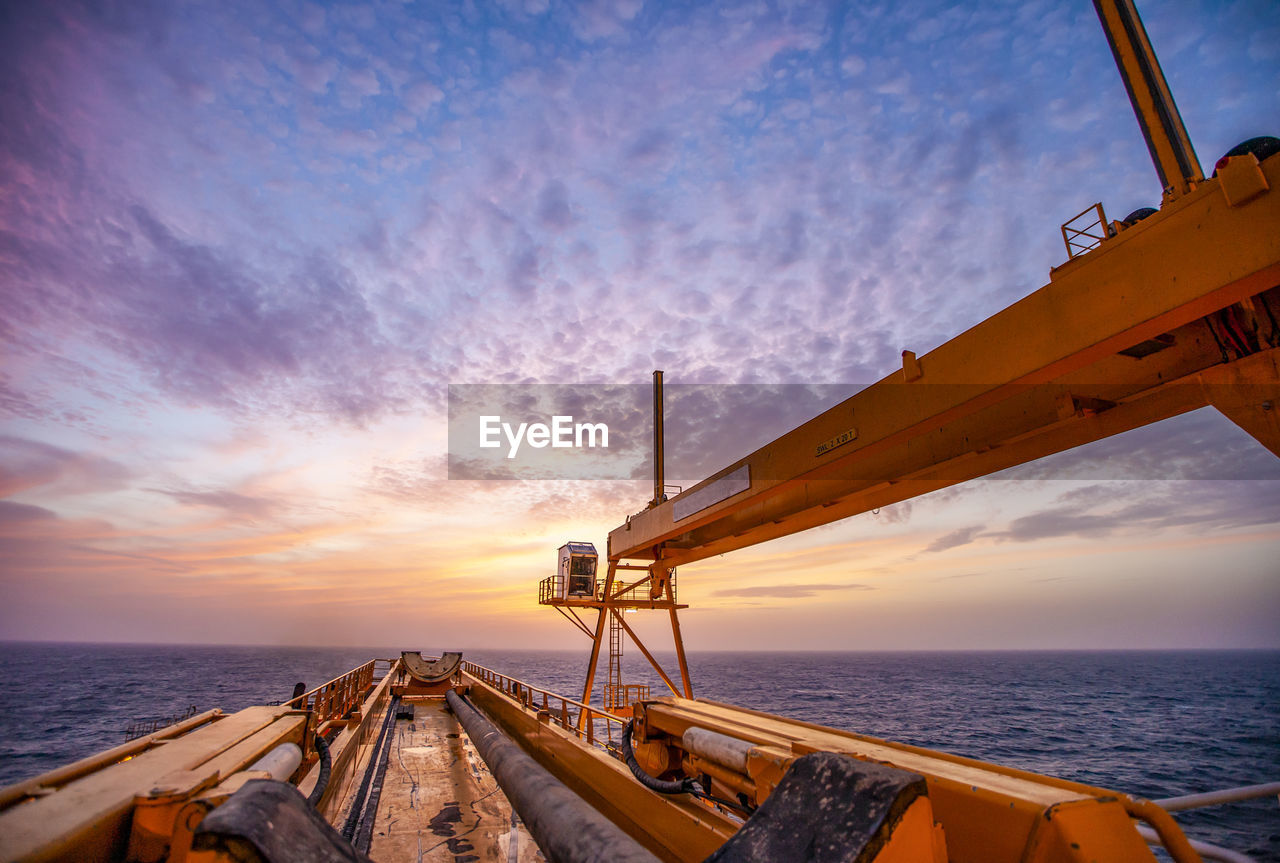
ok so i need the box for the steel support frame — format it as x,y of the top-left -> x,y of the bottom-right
576,559 -> 694,725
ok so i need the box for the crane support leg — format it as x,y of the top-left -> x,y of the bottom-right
578,560 -> 617,728
1202,348 -> 1280,457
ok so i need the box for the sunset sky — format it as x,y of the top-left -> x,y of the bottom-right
2,0 -> 1278,652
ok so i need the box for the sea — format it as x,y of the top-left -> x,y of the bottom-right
0,644 -> 1276,860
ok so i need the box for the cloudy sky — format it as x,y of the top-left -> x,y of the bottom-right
2,0 -> 1278,651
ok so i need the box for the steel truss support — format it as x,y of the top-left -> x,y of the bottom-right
575,558 -> 692,726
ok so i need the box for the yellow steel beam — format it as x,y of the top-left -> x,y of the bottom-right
636,697 -> 1180,863
577,559 -> 617,724
649,347 -> 1260,568
609,156 -> 1280,566
664,569 -> 694,698
0,706 -> 304,863
0,710 -> 224,812
464,677 -> 738,863
1202,347 -> 1280,456
554,603 -> 597,638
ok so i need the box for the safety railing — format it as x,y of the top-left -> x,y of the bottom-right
1134,782 -> 1280,863
462,661 -> 627,747
1061,202 -> 1112,259
123,704 -> 202,741
604,683 -> 650,712
538,571 -> 680,605
608,569 -> 677,603
538,575 -> 604,605
284,659 -> 385,723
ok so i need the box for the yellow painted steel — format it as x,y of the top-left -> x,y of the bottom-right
870,797 -> 948,863
0,656 -> 1218,862
630,696 -> 1193,863
127,723 -> 300,863
569,559 -> 696,728
463,674 -> 739,863
608,156 -> 1280,566
553,7 -> 1272,858
0,658 -> 399,863
1093,0 -> 1203,199
0,710 -> 224,812
0,2 -> 1272,861
297,659 -> 398,820
0,707 -> 306,863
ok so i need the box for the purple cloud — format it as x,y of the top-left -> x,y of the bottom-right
712,583 -> 875,598
992,481 -> 1280,543
153,489 -> 281,520
923,526 -> 986,554
0,437 -> 132,497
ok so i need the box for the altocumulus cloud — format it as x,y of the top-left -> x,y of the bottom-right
713,583 -> 875,598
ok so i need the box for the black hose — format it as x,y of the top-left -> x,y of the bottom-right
621,721 -> 756,816
306,733 -> 331,808
340,695 -> 400,841
620,720 -> 699,795
353,712 -> 396,854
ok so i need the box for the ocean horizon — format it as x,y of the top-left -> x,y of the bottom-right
1,643 -> 1276,860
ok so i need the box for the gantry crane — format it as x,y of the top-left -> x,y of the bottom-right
540,3 -> 1279,848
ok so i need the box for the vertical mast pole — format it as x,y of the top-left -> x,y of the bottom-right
652,370 -> 665,507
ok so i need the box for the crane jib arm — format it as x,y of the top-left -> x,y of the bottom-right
609,156 -> 1280,568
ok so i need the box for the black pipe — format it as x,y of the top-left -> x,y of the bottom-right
306,734 -> 331,808
445,689 -> 662,863
620,720 -> 698,795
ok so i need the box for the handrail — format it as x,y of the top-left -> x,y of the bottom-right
463,661 -> 625,722
1129,781 -> 1280,863
1061,202 -> 1111,258
284,659 -> 391,724
1153,782 -> 1280,812
538,573 -> 679,605
1135,825 -> 1255,863
1124,797 -> 1203,863
462,661 -> 625,746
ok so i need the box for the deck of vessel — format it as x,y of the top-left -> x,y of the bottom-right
344,697 -> 539,862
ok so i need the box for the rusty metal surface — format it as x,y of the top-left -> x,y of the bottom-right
366,696 -> 540,863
